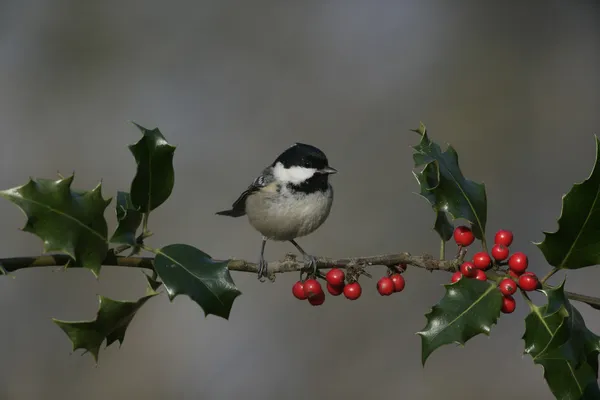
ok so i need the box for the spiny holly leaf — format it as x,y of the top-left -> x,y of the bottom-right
129,123 -> 176,213
0,175 -> 110,276
524,288 -> 600,367
413,155 -> 455,242
536,136 -> 600,269
434,210 -> 454,242
522,303 -> 570,361
109,191 -> 142,245
154,244 -> 241,319
568,304 -> 600,375
52,292 -> 157,362
417,278 -> 502,364
539,356 -> 600,400
523,285 -> 600,399
412,123 -> 487,241
540,280 -> 569,316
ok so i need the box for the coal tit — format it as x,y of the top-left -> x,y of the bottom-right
216,143 -> 337,279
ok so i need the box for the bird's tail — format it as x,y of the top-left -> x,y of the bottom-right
216,208 -> 246,217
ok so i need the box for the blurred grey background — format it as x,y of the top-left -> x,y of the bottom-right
1,1 -> 600,399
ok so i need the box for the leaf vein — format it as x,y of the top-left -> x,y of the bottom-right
558,184 -> 600,268
5,194 -> 107,243
156,250 -> 226,307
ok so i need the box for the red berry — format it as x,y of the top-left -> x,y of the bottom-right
518,272 -> 539,292
473,252 -> 491,270
451,271 -> 463,283
498,278 -> 517,296
460,262 -> 477,278
377,277 -> 395,296
491,244 -> 509,261
396,263 -> 408,272
326,268 -> 345,287
292,281 -> 307,300
326,283 -> 344,296
495,230 -> 514,247
454,225 -> 475,247
509,269 -> 522,279
508,252 -> 528,273
390,273 -> 406,292
308,291 -> 325,306
343,282 -> 362,300
303,279 -> 323,299
501,295 -> 516,313
475,269 -> 487,281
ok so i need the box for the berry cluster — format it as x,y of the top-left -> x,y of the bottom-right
451,227 -> 493,283
292,264 -> 408,305
376,265 -> 406,296
292,268 -> 362,306
452,226 -> 539,314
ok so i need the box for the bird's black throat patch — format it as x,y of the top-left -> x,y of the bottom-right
289,174 -> 329,194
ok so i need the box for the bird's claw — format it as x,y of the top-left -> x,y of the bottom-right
303,254 -> 318,276
257,257 -> 268,282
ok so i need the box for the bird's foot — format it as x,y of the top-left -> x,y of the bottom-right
257,257 -> 268,282
302,254 -> 319,276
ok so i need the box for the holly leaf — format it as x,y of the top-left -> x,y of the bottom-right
522,303 -> 570,361
109,191 -> 142,245
0,175 -> 110,276
413,154 -> 454,241
52,292 -> 157,362
417,278 -> 502,364
539,356 -> 600,400
523,284 -> 600,399
153,244 -> 241,319
412,123 -> 487,241
129,123 -> 176,213
433,211 -> 454,242
536,136 -> 600,269
540,280 -> 569,316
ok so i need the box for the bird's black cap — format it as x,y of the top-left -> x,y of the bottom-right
272,143 -> 330,170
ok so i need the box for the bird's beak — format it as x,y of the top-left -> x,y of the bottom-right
319,166 -> 338,175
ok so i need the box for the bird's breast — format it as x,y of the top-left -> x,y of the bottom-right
245,185 -> 333,241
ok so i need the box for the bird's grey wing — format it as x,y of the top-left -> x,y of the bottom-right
216,168 -> 273,217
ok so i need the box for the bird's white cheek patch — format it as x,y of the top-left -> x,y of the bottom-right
273,162 -> 316,184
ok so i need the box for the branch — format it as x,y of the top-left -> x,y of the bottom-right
2,251 -> 600,312
0,251 -> 461,275
0,253 -> 154,273
564,291 -> 600,310
227,252 -> 462,275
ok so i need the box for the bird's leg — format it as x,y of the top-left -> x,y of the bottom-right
289,239 -> 318,276
257,237 -> 268,281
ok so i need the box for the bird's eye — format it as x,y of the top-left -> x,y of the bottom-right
303,160 -> 311,168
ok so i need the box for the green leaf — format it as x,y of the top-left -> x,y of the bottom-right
434,211 -> 454,242
540,280 -> 569,316
414,159 -> 455,242
144,271 -> 163,292
0,175 -> 110,276
522,303 -> 570,362
523,284 -> 600,399
52,292 -> 157,362
417,278 -> 502,364
109,191 -> 143,245
536,136 -> 600,269
129,123 -> 176,213
539,357 -> 600,400
154,244 -> 241,319
412,123 -> 487,241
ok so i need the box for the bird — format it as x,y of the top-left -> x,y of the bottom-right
216,143 -> 337,280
